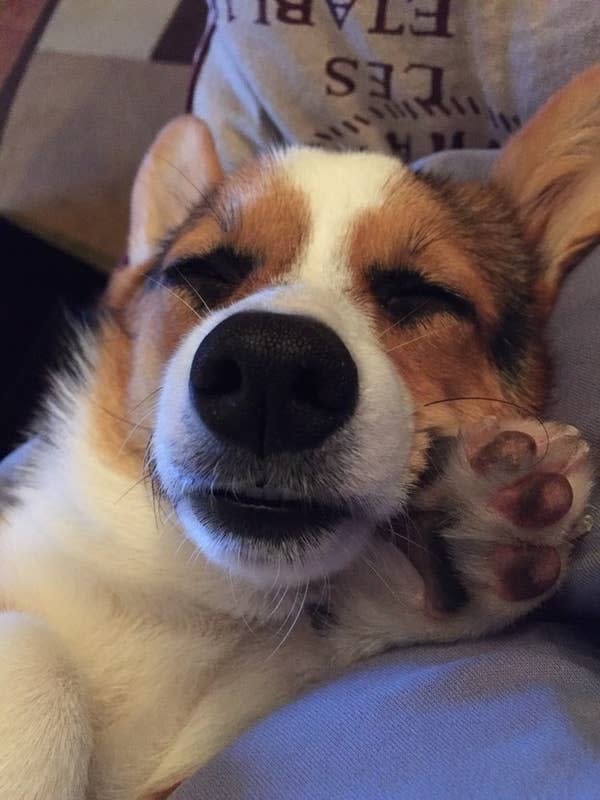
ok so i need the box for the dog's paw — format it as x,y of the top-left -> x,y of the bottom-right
418,418 -> 594,612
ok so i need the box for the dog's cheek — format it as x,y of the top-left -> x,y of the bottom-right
126,292 -> 201,408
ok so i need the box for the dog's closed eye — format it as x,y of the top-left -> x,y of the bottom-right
369,267 -> 475,325
164,246 -> 256,307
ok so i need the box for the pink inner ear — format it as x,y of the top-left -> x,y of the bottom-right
492,544 -> 561,602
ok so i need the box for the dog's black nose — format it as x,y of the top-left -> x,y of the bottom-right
189,311 -> 358,456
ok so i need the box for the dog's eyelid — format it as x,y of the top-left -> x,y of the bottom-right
162,246 -> 257,277
368,266 -> 477,322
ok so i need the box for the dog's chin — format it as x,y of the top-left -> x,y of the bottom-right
176,493 -> 374,588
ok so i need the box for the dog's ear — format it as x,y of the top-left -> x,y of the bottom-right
492,66 -> 600,309
105,116 -> 222,310
128,115 -> 223,265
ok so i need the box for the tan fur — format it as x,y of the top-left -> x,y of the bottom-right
166,167 -> 311,288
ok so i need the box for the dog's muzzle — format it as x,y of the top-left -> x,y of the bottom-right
185,311 -> 359,542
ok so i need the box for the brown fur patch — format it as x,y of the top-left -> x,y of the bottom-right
86,320 -> 144,479
347,174 -> 499,326
345,172 -> 548,449
165,160 -> 311,296
88,288 -> 201,475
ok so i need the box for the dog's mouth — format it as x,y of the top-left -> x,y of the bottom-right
189,486 -> 349,542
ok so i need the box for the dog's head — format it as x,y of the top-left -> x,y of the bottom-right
91,67 -> 600,589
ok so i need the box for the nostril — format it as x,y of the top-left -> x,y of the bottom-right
194,357 -> 242,397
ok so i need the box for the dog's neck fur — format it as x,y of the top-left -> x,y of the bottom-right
1,353 -> 335,796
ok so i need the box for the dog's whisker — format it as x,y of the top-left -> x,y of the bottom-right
146,454 -> 169,530
89,399 -> 154,432
131,387 -> 161,412
267,581 -> 309,661
225,550 -> 257,636
271,583 -> 301,642
117,405 -> 157,456
227,563 -> 240,612
315,576 -> 328,608
114,471 -> 152,505
361,555 -> 399,601
163,183 -> 195,213
174,266 -> 211,314
266,584 -> 289,621
385,328 -> 441,354
145,276 -> 204,321
155,155 -> 205,199
175,533 -> 190,560
386,517 -> 431,557
142,439 -> 159,531
377,301 -> 431,340
312,574 -> 334,629
153,156 -> 231,232
267,554 -> 282,595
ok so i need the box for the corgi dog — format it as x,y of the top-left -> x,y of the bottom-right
0,67 -> 599,800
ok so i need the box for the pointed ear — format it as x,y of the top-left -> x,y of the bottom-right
492,66 -> 600,306
128,115 -> 223,265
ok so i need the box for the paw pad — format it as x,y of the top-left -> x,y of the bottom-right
470,430 -> 536,476
493,472 -> 574,529
492,544 -> 561,601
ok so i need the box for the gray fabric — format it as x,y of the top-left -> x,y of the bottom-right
173,625 -> 600,800
545,243 -> 600,618
192,2 -> 600,170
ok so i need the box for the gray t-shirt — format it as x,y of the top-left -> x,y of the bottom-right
192,0 -> 599,170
